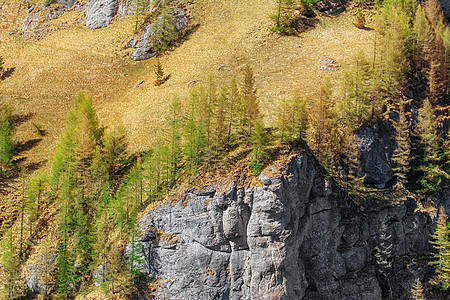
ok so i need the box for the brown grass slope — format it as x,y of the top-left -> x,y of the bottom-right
1,0 -> 375,160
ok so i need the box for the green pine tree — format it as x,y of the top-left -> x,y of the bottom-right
391,100 -> 411,189
0,105 -> 14,175
249,119 -> 271,175
430,206 -> 450,289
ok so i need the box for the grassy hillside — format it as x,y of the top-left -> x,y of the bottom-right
0,0 -> 375,162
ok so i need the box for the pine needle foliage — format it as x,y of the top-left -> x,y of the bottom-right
0,104 -> 14,176
411,278 -> 425,300
391,100 -> 411,189
430,207 -> 450,289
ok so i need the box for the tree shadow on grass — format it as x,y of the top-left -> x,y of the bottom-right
13,112 -> 34,126
1,67 -> 15,80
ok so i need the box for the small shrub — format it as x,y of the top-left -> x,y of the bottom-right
300,0 -> 320,17
43,0 -> 55,6
353,9 -> 366,29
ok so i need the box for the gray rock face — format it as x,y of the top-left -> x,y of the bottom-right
129,7 -> 188,61
56,0 -> 76,8
134,150 -> 433,299
439,0 -> 450,21
357,122 -> 394,188
85,0 -> 119,30
26,251 -> 56,294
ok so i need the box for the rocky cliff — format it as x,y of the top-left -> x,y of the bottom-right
132,150 -> 434,300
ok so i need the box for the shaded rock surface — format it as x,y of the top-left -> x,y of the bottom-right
357,121 -> 394,189
128,7 -> 188,61
85,0 -> 119,30
134,150 -> 434,299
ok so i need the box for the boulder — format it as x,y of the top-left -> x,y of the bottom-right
85,0 -> 118,30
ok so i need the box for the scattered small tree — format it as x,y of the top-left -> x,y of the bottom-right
154,60 -> 165,86
354,9 -> 366,29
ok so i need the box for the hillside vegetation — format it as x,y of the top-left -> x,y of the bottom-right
0,0 -> 449,299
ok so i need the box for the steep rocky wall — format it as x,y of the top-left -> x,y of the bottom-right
134,150 -> 434,300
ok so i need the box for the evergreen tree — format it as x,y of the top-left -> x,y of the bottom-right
307,79 -> 338,168
274,0 -> 296,31
0,104 -> 14,175
411,278 -> 425,300
0,227 -> 22,299
25,171 -> 47,246
154,60 -> 165,86
249,119 -> 271,175
102,121 -> 129,194
430,206 -> 450,289
391,100 -> 411,189
183,96 -> 206,184
241,65 -> 260,139
168,96 -> 183,184
0,56 -> 4,79
416,99 -> 447,193
227,78 -> 240,144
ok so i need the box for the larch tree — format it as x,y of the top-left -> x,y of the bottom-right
241,65 -> 260,139
0,104 -> 14,176
1,227 -> 23,299
411,278 -> 425,300
249,119 -> 271,175
307,79 -> 337,169
416,99 -> 447,193
391,100 -> 411,189
430,206 -> 450,289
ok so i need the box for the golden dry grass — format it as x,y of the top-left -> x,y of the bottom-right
0,0 -> 376,166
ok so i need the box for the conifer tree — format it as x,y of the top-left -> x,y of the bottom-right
416,99 -> 447,193
0,56 -> 4,79
241,65 -> 260,139
276,97 -> 294,145
391,100 -> 411,189
102,121 -> 129,194
291,92 -> 308,142
183,96 -> 206,184
430,206 -> 450,289
429,28 -> 448,104
154,60 -> 165,86
307,79 -> 337,168
249,119 -> 271,175
227,78 -> 240,144
1,227 -> 22,299
25,171 -> 47,245
168,96 -> 183,184
0,104 -> 14,175
275,0 -> 296,30
411,278 -> 425,300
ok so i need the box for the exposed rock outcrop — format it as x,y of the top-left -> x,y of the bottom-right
85,0 -> 119,30
357,122 -> 394,189
133,150 -> 433,299
128,7 -> 188,61
56,0 -> 76,8
26,252 -> 56,294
